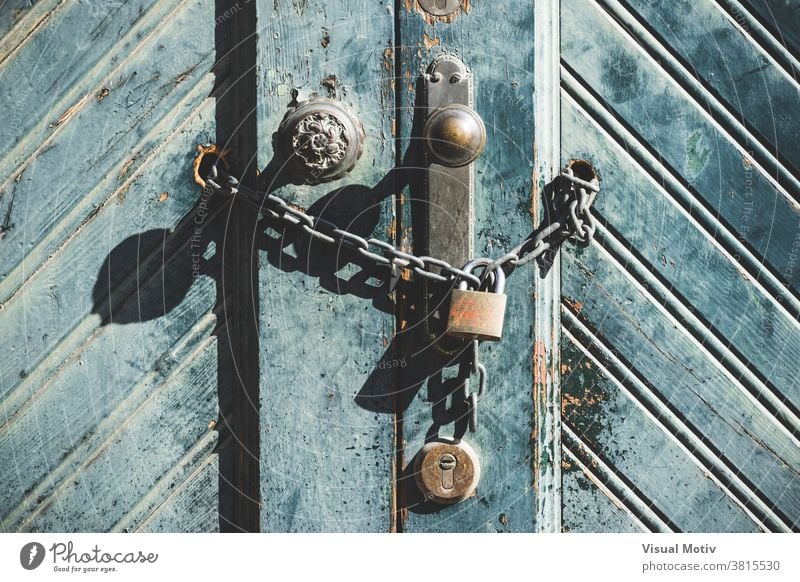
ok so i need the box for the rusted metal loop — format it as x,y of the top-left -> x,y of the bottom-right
193,144 -> 230,188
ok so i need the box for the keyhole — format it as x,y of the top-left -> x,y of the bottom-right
439,453 -> 457,490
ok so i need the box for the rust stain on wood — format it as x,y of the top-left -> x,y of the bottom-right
382,47 -> 394,69
533,339 -> 547,388
50,95 -> 90,128
423,32 -> 440,49
118,158 -> 136,181
564,297 -> 584,313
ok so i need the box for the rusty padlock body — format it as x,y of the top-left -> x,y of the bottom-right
414,438 -> 481,505
447,259 -> 507,341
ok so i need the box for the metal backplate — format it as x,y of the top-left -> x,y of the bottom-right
418,0 -> 463,17
414,438 -> 481,504
423,55 -> 475,270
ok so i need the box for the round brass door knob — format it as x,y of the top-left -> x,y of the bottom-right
423,104 -> 486,168
277,97 -> 365,184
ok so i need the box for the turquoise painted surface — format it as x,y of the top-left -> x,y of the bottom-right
395,2 -> 538,533
0,0 -> 225,532
561,0 -> 800,532
4,0 -> 796,534
256,0 -> 397,532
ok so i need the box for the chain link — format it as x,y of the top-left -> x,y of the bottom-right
200,159 -> 599,293
200,154 -> 600,434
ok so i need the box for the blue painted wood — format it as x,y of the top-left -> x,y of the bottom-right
604,0 -> 800,191
562,0 -> 800,292
742,0 -> 800,58
561,97 -> 800,415
19,339 -> 219,532
0,0 -> 214,305
136,453 -> 221,533
561,456 -> 646,532
561,0 -> 800,532
3,0 -> 796,534
256,0 -> 396,532
0,0 -> 222,532
561,338 -> 763,532
562,246 -> 799,528
396,2 -> 538,533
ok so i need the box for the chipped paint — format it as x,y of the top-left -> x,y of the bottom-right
50,95 -> 90,128
422,31 -> 440,49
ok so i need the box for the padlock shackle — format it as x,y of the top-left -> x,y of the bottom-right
457,258 -> 506,294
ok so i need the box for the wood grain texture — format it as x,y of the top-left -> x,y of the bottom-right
740,0 -> 800,60
562,0 -> 800,291
562,98 -> 800,415
18,339 -> 219,532
0,0 -> 214,305
397,1 -> 538,532
257,0 -> 396,532
562,246 -> 800,528
601,0 -> 800,191
533,0 -> 563,533
562,338 -> 762,532
136,452 -> 221,533
0,0 -> 222,532
561,452 -> 647,532
561,0 -> 800,532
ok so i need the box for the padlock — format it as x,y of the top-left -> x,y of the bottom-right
414,438 -> 481,504
446,259 -> 507,341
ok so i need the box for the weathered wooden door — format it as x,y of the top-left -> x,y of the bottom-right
2,0 -> 797,533
559,0 -> 800,531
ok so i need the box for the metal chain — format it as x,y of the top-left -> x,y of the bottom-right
458,340 -> 486,433
202,162 -> 600,292
201,157 -> 599,434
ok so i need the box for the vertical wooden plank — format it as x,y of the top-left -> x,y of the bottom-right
213,0 -> 261,533
397,2 -> 538,532
0,0 -> 224,532
257,0 -> 396,532
533,0 -> 562,533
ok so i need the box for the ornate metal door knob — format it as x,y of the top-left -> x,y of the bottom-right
277,97 -> 365,184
